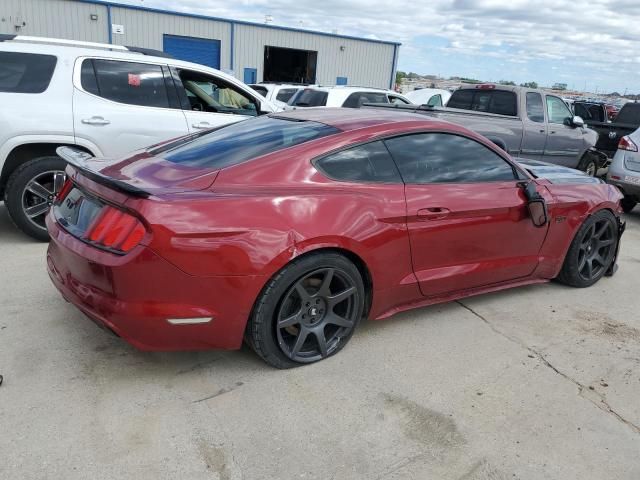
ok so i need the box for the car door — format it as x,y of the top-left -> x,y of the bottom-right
73,58 -> 189,157
170,67 -> 260,133
384,132 -> 548,297
542,94 -> 583,167
520,92 -> 547,160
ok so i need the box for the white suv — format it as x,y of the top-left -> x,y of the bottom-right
287,86 -> 410,109
248,83 -> 305,109
0,35 -> 275,240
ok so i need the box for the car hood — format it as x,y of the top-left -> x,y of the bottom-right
515,158 -> 603,185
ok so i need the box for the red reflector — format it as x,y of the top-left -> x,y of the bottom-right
56,178 -> 73,202
618,136 -> 638,152
610,175 -> 621,180
84,205 -> 145,253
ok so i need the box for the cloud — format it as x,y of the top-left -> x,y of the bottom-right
113,0 -> 640,92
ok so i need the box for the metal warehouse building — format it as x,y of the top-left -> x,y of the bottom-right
0,0 -> 400,89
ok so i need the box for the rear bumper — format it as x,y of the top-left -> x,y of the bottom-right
46,213 -> 264,351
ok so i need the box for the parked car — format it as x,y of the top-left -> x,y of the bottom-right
585,102 -> 640,159
572,101 -> 609,124
248,82 -> 305,109
0,35 -> 275,240
404,88 -> 451,107
606,128 -> 640,212
287,86 -> 411,108
47,108 -> 624,368
368,84 -> 605,175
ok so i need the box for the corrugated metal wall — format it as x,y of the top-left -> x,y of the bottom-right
109,6 -> 231,73
234,24 -> 395,87
0,0 -> 397,88
0,0 -> 108,43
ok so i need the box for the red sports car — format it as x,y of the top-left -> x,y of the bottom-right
47,109 -> 625,368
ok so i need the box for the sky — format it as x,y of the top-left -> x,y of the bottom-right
113,0 -> 640,93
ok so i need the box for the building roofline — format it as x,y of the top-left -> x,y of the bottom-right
74,0 -> 402,47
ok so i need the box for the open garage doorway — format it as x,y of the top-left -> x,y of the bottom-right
263,46 -> 317,84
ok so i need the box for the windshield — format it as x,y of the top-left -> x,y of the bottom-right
160,116 -> 339,169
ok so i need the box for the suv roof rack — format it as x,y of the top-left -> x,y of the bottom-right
0,35 -> 172,58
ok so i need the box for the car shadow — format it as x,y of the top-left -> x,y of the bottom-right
0,204 -> 43,244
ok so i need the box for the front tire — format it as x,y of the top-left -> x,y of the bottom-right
246,253 -> 365,368
556,210 -> 618,287
4,156 -> 66,241
578,155 -> 597,177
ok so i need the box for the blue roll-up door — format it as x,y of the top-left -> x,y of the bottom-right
163,34 -> 221,69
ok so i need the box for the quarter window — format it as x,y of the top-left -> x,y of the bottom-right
275,88 -> 299,103
546,95 -> 573,124
526,92 -> 545,123
315,141 -> 401,183
81,59 -> 170,108
384,133 -> 517,184
0,52 -> 57,93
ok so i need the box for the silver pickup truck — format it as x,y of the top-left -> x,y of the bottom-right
369,84 -> 606,175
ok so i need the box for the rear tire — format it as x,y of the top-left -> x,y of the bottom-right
556,210 -> 618,288
246,252 -> 365,368
577,155 -> 597,177
621,196 -> 637,213
4,156 -> 66,241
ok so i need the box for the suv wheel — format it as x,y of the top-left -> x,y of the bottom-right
5,156 -> 66,241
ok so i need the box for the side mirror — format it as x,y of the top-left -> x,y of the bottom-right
522,181 -> 549,227
528,200 -> 548,227
572,115 -> 585,128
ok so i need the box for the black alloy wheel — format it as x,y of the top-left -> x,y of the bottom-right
557,210 -> 619,288
576,218 -> 616,281
276,267 -> 359,363
246,253 -> 365,368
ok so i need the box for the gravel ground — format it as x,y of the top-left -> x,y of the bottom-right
1,204 -> 639,480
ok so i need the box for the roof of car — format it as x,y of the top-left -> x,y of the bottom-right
272,107 -> 441,131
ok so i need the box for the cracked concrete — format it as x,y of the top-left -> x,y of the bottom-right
1,204 -> 640,479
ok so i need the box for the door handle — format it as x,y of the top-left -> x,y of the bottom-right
550,130 -> 556,134
81,116 -> 110,125
417,207 -> 451,220
192,122 -> 212,129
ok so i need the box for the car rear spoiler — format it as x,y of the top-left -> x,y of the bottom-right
56,146 -> 150,198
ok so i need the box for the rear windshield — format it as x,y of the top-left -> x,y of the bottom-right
0,52 -> 57,93
288,89 -> 328,107
448,89 -> 517,116
161,116 -> 339,168
615,103 -> 640,125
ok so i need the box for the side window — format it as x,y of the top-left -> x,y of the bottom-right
546,95 -> 573,124
342,92 -> 389,108
275,88 -> 299,103
427,94 -> 443,107
85,59 -> 170,108
177,70 -> 257,116
526,92 -> 545,123
384,133 -> 516,184
447,89 -> 474,109
288,89 -> 328,107
249,85 -> 269,97
0,52 -> 57,94
389,95 -> 410,105
314,141 -> 401,183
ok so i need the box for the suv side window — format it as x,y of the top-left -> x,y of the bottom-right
81,59 -> 170,108
546,95 -> 573,124
314,141 -> 401,183
176,69 -> 257,116
342,92 -> 389,108
526,92 -> 545,123
288,89 -> 328,107
389,94 -> 410,105
275,88 -> 299,103
384,133 -> 517,184
0,52 -> 57,94
427,94 -> 443,107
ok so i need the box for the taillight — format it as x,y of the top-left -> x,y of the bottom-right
84,205 -> 146,253
618,136 -> 638,152
56,178 -> 73,202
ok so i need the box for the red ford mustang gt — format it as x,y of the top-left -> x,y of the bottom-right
47,108 -> 625,368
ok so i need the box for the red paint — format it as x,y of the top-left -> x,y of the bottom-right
46,108 -> 623,351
